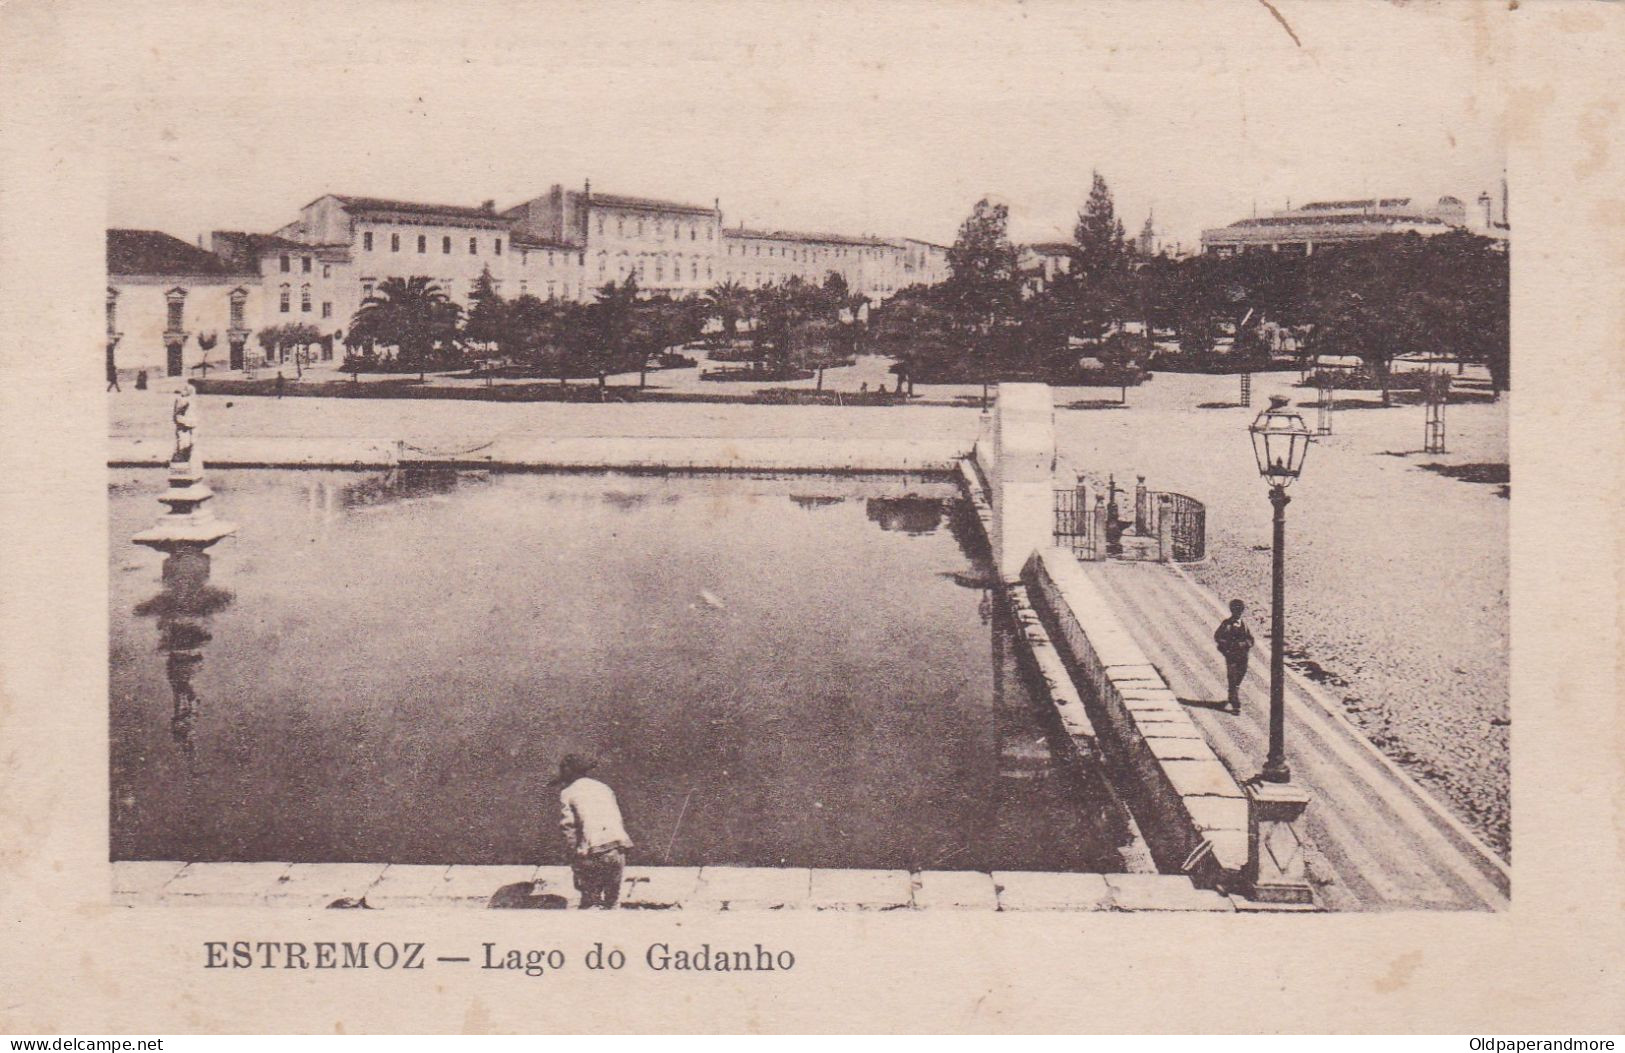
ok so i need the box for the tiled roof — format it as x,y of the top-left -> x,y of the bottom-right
511,232 -> 582,251
214,231 -> 338,255
723,226 -> 891,248
107,230 -> 250,277
586,192 -> 717,216
331,195 -> 506,224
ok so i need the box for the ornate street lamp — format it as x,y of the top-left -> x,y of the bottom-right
1248,395 -> 1312,783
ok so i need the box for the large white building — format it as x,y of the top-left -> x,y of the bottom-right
107,183 -> 949,379
1201,188 -> 1510,257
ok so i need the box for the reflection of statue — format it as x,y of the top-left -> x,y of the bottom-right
172,381 -> 198,465
134,549 -> 233,759
165,641 -> 205,755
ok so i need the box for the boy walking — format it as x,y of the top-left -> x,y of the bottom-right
1214,599 -> 1254,713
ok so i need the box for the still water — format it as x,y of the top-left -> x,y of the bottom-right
109,469 -> 1126,872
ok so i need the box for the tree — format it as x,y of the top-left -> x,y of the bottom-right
870,293 -> 963,395
280,323 -> 324,378
1306,236 -> 1430,405
256,323 -> 321,376
463,267 -> 509,360
946,198 -> 1022,401
1045,170 -> 1136,344
501,293 -> 566,379
945,198 -> 1022,332
704,280 -> 749,342
1073,170 -> 1128,282
586,277 -> 640,394
1419,232 -> 1509,396
194,332 -> 218,376
348,276 -> 462,381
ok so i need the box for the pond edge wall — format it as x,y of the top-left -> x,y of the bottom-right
1021,547 -> 1248,884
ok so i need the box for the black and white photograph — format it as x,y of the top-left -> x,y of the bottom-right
2,0 -> 1622,1038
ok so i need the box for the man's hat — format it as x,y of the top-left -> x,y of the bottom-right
550,753 -> 597,786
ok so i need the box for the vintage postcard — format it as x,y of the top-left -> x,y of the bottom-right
1,0 -> 1621,1036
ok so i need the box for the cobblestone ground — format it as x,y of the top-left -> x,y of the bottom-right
1051,369 -> 1510,859
109,364 -> 1511,857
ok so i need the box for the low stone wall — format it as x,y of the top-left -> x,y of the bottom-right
109,436 -> 965,474
112,861 -> 1236,912
1022,547 -> 1249,884
956,461 -> 1100,768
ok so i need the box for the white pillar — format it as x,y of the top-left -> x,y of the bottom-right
990,383 -> 1056,582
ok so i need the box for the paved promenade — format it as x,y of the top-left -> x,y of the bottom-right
113,861 -> 1239,912
1081,560 -> 1510,912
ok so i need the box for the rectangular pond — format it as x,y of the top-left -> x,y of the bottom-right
110,468 -> 1130,872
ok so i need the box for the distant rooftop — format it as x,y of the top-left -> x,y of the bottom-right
213,230 -> 343,255
586,191 -> 717,217
324,194 -> 508,225
107,230 -> 250,278
510,231 -> 583,252
724,226 -> 892,248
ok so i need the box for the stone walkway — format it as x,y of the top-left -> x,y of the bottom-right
1081,560 -> 1510,912
113,861 -> 1250,911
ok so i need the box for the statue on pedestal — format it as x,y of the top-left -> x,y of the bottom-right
172,381 -> 198,466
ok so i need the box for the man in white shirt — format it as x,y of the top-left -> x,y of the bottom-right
553,754 -> 633,909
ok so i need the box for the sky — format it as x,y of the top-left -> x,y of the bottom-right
93,0 -> 1507,253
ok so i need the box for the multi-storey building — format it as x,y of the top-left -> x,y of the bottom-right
107,182 -> 948,378
107,230 -> 261,380
506,186 -> 724,299
1201,191 -> 1510,256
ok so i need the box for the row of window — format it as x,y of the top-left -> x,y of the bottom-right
277,283 -> 331,316
356,278 -> 587,302
280,255 -> 334,277
595,213 -> 714,243
519,249 -> 583,268
362,230 -> 503,257
152,289 -> 251,331
724,242 -> 899,262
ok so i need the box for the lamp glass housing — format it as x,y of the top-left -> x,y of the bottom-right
1250,398 -> 1312,487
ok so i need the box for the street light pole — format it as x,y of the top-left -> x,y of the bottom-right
1249,394 -> 1311,785
1264,484 -> 1291,783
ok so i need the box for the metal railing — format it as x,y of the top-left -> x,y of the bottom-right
1052,487 -> 1097,560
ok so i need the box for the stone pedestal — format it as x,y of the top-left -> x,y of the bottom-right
132,458 -> 237,553
1245,779 -> 1314,905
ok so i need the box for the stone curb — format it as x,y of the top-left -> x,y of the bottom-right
112,862 -> 1278,912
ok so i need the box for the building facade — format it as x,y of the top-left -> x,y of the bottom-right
108,183 -> 949,377
1017,242 -> 1073,297
1201,192 -> 1509,256
106,230 -> 262,380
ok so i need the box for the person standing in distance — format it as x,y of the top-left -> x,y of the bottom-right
1214,599 -> 1254,714
552,754 -> 633,909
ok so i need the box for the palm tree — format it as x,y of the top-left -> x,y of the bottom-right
348,276 -> 461,381
704,280 -> 749,342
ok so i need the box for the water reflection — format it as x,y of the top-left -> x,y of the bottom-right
132,548 -> 234,759
334,467 -> 469,512
865,496 -> 944,535
111,469 -> 1131,870
790,495 -> 846,510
